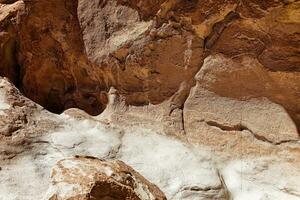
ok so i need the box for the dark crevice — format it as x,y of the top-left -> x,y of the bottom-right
182,185 -> 222,192
217,170 -> 232,200
0,37 -> 21,88
176,171 -> 231,200
1,0 -> 206,118
181,108 -> 185,134
168,79 -> 198,134
205,120 -> 299,145
206,120 -> 245,132
204,11 -> 240,49
9,0 -> 109,116
0,0 -> 18,4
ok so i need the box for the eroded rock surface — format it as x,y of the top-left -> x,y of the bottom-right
0,0 -> 300,199
184,54 -> 299,145
0,0 -> 298,128
0,78 -> 299,200
0,78 -> 223,200
46,156 -> 166,200
0,1 -> 24,84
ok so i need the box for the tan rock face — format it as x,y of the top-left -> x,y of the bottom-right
184,86 -> 299,144
189,54 -> 300,136
0,1 -> 300,198
78,0 -> 203,106
47,156 -> 166,200
0,0 -> 299,130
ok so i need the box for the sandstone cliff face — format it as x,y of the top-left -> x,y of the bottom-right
1,0 -> 299,129
0,0 -> 300,200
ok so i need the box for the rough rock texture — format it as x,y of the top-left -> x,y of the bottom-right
0,0 -> 299,128
0,1 -> 24,84
46,156 -> 166,200
0,78 -> 299,200
0,0 -> 300,199
184,54 -> 299,144
0,79 -> 300,200
17,0 -> 109,115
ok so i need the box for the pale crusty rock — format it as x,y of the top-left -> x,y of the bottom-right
46,156 -> 166,200
0,77 -> 300,200
118,129 -> 230,200
0,78 -> 166,200
222,157 -> 300,200
0,78 -> 10,112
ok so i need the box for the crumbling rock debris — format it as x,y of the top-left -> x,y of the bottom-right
46,156 -> 166,200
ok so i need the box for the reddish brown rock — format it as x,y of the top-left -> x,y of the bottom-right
0,1 -> 24,84
16,0 -> 108,115
0,0 -> 299,130
0,0 -> 299,196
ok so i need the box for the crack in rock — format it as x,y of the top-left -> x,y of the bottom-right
104,130 -> 125,159
181,185 -> 222,192
204,11 -> 240,49
170,170 -> 231,200
205,120 -> 299,145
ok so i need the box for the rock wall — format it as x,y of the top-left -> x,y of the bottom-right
0,0 -> 299,130
0,77 -> 299,200
0,1 -> 299,199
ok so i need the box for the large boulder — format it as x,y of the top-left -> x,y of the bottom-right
184,54 -> 299,144
46,156 -> 166,200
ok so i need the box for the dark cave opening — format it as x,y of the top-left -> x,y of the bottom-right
0,38 -> 21,89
